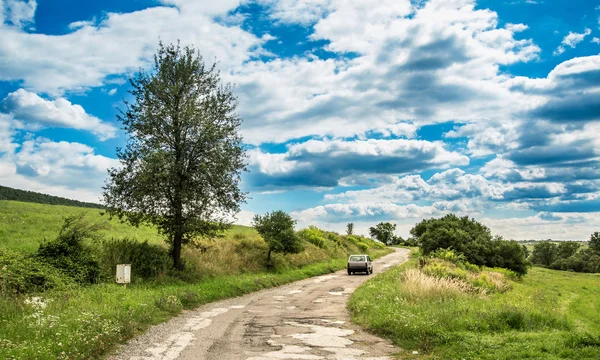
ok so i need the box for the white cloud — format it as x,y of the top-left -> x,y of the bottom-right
2,0 -> 36,28
247,138 -> 469,189
2,89 -> 117,140
505,23 -> 528,33
0,2 -> 263,95
0,137 -> 120,202
107,88 -> 117,96
593,37 -> 600,44
480,213 -> 600,240
554,28 -> 592,55
233,0 -> 540,145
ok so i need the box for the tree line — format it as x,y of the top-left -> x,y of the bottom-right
0,185 -> 104,209
530,233 -> 600,273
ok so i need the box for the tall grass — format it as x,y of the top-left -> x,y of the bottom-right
349,258 -> 600,359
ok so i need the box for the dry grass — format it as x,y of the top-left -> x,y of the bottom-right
401,268 -> 482,299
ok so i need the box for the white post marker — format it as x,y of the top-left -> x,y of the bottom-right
116,264 -> 131,288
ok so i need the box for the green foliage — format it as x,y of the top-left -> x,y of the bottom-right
155,295 -> 183,313
412,214 -> 528,275
99,238 -> 171,281
430,248 -> 467,264
103,41 -> 247,270
557,241 -> 581,259
531,241 -> 558,267
0,185 -> 104,209
369,222 -> 396,245
35,215 -> 103,284
0,249 -> 73,296
297,226 -> 327,249
550,248 -> 600,273
349,260 -> 600,359
590,232 -> 600,253
253,211 -> 304,262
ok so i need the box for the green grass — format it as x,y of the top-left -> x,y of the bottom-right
349,260 -> 600,359
0,200 -> 393,359
0,200 -> 253,253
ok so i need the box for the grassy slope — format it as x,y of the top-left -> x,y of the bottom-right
349,260 -> 600,359
0,200 -> 250,252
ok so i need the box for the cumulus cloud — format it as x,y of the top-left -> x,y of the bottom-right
0,1 -> 263,95
247,138 -> 469,189
554,28 -> 592,55
232,0 -> 540,145
2,89 -> 117,140
1,0 -> 36,28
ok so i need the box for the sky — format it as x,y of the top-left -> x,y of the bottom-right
0,0 -> 599,240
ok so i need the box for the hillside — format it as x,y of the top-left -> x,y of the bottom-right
0,200 -> 164,252
0,185 -> 104,209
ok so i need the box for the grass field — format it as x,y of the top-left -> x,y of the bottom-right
0,200 -> 253,253
349,257 -> 600,359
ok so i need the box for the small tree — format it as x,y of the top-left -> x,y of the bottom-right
346,223 -> 354,236
103,42 -> 247,269
557,241 -> 581,259
253,211 -> 303,263
530,241 -> 558,267
369,222 -> 397,245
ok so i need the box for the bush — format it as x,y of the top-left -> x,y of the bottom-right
297,226 -> 328,249
35,215 -> 103,284
100,238 -> 171,281
0,249 -> 73,296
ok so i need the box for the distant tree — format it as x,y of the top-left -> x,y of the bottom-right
390,235 -> 404,246
521,245 -> 530,259
530,242 -> 558,267
103,42 -> 247,270
253,211 -> 303,263
590,232 -> 600,253
557,241 -> 581,259
369,222 -> 397,245
346,223 -> 354,236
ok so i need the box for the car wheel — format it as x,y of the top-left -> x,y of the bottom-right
347,269 -> 351,275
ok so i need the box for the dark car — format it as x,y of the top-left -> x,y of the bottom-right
347,254 -> 373,275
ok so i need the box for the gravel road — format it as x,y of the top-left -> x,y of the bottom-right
108,248 -> 410,360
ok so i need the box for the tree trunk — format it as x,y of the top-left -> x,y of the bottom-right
173,226 -> 183,270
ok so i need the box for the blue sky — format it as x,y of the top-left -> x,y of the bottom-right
1,0 -> 599,240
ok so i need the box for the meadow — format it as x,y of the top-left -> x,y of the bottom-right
0,200 -> 392,359
349,253 -> 600,359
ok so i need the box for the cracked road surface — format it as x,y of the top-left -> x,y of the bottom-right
108,248 -> 410,360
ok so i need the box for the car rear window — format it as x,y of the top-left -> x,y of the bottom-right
349,256 -> 366,262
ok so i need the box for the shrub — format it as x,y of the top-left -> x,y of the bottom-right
100,238 -> 171,281
357,242 -> 369,253
35,215 -> 103,284
297,226 -> 328,249
0,249 -> 73,296
155,294 -> 183,313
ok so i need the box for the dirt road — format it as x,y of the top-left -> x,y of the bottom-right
109,248 -> 410,360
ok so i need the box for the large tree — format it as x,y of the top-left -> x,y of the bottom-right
369,222 -> 397,245
103,42 -> 246,269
